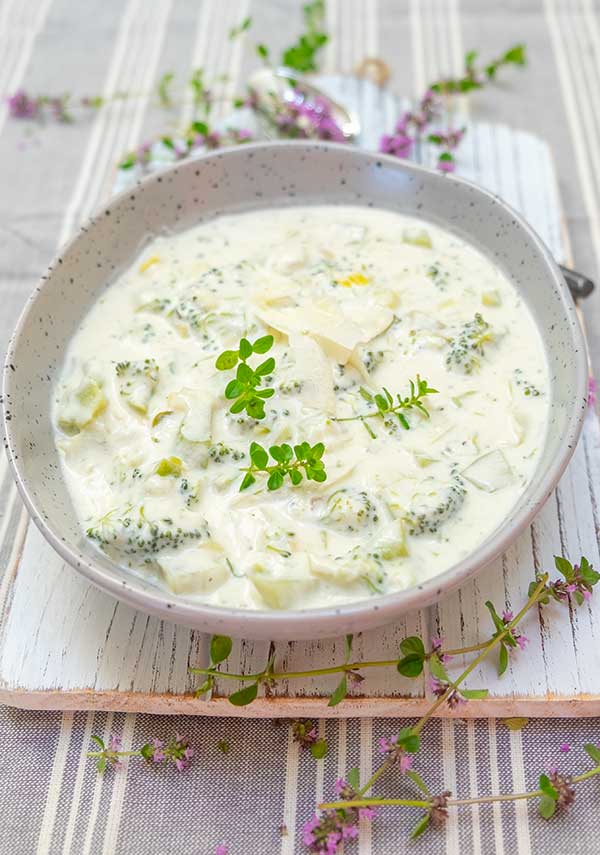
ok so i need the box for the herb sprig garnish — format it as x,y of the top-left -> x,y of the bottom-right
335,376 -> 438,431
215,335 -> 275,420
240,441 -> 327,491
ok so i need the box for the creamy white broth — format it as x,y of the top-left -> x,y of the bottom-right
53,205 -> 549,610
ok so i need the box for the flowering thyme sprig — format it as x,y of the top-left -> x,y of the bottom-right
380,44 -> 527,172
87,733 -> 194,773
334,376 -> 438,433
7,89 -> 104,123
189,555 -> 596,714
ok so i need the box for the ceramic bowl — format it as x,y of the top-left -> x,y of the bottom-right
2,142 -> 588,639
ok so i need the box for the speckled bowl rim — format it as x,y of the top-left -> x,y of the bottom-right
2,141 -> 588,638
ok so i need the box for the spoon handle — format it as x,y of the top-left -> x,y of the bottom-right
560,264 -> 595,299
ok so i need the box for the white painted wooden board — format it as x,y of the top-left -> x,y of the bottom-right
1,103 -> 599,715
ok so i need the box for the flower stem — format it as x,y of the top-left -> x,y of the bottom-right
87,750 -> 141,758
413,573 -> 548,735
321,764 -> 600,812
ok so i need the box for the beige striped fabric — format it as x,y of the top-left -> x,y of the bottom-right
0,2 -> 599,854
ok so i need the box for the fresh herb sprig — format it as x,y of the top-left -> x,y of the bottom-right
335,375 -> 438,431
215,335 -> 275,420
89,555 -> 599,850
240,441 -> 327,491
430,44 -> 526,94
186,555 -> 599,847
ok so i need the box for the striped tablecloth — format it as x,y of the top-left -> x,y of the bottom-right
0,2 -> 599,853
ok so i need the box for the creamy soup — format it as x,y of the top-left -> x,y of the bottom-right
53,206 -> 549,610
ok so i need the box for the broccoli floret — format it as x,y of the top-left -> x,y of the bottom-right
208,442 -> 246,463
116,358 -> 159,413
404,476 -> 466,535
514,368 -> 541,397
87,507 -> 209,558
445,314 -> 492,375
325,488 -> 380,533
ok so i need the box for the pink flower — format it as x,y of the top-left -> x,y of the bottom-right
437,155 -> 456,173
378,736 -> 413,771
431,636 -> 452,664
215,846 -> 228,855
559,743 -> 571,753
589,377 -> 597,408
7,90 -> 38,119
516,634 -> 529,650
151,738 -> 165,763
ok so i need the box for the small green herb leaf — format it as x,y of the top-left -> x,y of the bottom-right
584,743 -> 600,765
229,682 -> 259,706
538,774 -> 558,800
498,643 -> 509,676
210,634 -> 233,664
406,769 -> 430,795
397,655 -> 424,678
400,636 -> 426,657
411,812 -> 431,839
216,350 -> 239,370
91,735 -> 105,750
328,675 -> 348,707
346,766 -> 360,791
538,795 -> 557,820
397,727 -> 420,753
429,654 -> 449,681
310,739 -> 328,759
461,688 -> 489,700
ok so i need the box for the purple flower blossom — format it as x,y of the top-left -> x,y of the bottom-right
378,736 -> 413,771
292,719 -> 318,749
500,608 -> 529,651
7,90 -> 38,119
548,770 -> 576,811
108,734 -> 122,752
304,780 -> 376,853
428,676 -> 465,708
589,377 -> 597,408
215,845 -> 228,855
559,743 -> 571,753
143,734 -> 194,771
431,636 -> 452,664
437,155 -> 456,173
430,791 -> 451,827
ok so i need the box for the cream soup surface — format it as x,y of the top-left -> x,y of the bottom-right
53,205 -> 549,610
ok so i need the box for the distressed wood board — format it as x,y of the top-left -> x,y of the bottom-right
1,80 -> 599,717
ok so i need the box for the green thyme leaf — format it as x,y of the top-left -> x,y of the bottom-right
229,682 -> 259,706
406,769 -> 430,795
411,813 -> 431,839
310,739 -> 328,759
328,675 -> 348,707
210,634 -> 233,664
397,655 -> 424,678
584,743 -> 600,765
346,767 -> 360,791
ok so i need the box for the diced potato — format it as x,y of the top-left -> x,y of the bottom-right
462,450 -> 514,492
248,553 -> 314,609
158,546 -> 229,595
402,228 -> 432,248
374,519 -> 409,560
168,388 -> 212,443
57,378 -> 107,435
